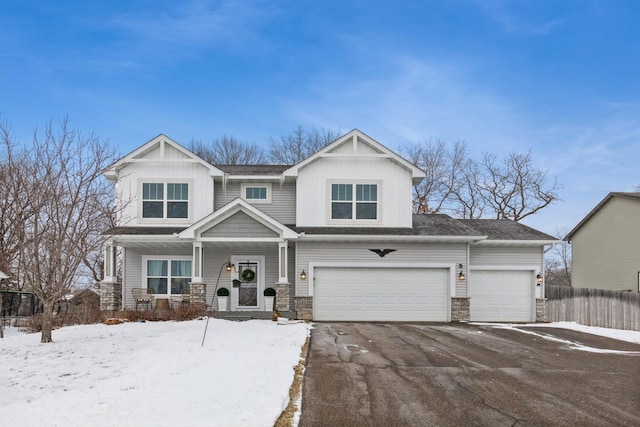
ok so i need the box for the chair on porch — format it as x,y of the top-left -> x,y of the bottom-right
170,288 -> 190,309
132,287 -> 154,310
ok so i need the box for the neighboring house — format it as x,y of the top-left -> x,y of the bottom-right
565,192 -> 640,292
100,129 -> 556,322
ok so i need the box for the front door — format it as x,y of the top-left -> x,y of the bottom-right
231,256 -> 264,310
237,261 -> 258,308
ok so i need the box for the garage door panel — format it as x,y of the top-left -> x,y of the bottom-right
469,270 -> 532,322
314,267 -> 449,321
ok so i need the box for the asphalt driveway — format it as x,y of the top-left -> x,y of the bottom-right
299,323 -> 640,427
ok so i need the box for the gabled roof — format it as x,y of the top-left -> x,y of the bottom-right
283,129 -> 426,184
565,192 -> 640,241
178,198 -> 298,240
103,134 -> 224,179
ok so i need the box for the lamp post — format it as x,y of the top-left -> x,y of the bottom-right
201,262 -> 235,347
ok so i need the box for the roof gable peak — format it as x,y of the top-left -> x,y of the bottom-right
284,129 -> 425,182
104,134 -> 223,179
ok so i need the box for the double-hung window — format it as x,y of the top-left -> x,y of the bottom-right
142,182 -> 189,219
146,258 -> 191,295
331,183 -> 378,220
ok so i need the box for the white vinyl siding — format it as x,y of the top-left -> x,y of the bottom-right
313,267 -> 449,321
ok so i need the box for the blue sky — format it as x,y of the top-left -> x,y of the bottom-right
1,0 -> 639,236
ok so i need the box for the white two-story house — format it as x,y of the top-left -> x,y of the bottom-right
100,129 -> 556,322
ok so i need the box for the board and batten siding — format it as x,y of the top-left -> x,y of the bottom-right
295,157 -> 414,228
296,241 -> 466,296
214,181 -> 296,225
571,196 -> 640,291
117,161 -> 215,227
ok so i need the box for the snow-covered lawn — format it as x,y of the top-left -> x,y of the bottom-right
0,318 -> 311,427
1,319 -> 638,427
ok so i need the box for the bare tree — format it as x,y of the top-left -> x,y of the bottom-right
479,151 -> 560,221
2,118 -> 117,343
268,125 -> 340,164
403,139 -> 560,221
450,157 -> 487,219
402,140 -> 467,214
188,135 -> 266,165
544,227 -> 572,287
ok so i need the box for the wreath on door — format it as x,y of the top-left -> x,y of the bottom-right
241,269 -> 256,282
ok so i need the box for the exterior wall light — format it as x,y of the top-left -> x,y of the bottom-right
457,264 -> 465,281
300,270 -> 307,280
536,273 -> 543,285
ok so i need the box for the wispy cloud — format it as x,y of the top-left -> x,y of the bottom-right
284,54 -> 525,152
472,0 -> 564,35
108,0 -> 277,55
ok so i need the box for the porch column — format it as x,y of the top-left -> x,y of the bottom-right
103,243 -> 117,283
192,242 -> 204,283
100,242 -> 121,312
190,242 -> 206,306
278,241 -> 288,283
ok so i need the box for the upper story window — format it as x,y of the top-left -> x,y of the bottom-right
142,182 -> 189,219
241,183 -> 272,204
331,183 -> 378,220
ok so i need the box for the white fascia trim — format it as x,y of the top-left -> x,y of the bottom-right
298,234 -> 487,243
471,239 -> 559,247
199,237 -> 285,243
111,235 -> 181,244
225,175 -> 283,181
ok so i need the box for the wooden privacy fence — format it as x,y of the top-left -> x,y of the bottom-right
545,285 -> 640,331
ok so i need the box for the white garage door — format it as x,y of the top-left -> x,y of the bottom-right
469,270 -> 533,322
313,267 -> 449,321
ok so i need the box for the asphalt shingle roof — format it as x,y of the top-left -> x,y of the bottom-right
106,215 -> 554,241
214,165 -> 291,175
460,219 -> 556,240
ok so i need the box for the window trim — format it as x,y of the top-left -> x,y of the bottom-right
327,181 -> 381,224
139,179 -> 193,222
241,183 -> 272,204
142,256 -> 192,298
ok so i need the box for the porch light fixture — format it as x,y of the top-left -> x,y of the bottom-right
225,262 -> 235,272
457,264 -> 465,281
536,273 -> 543,285
300,270 -> 307,280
